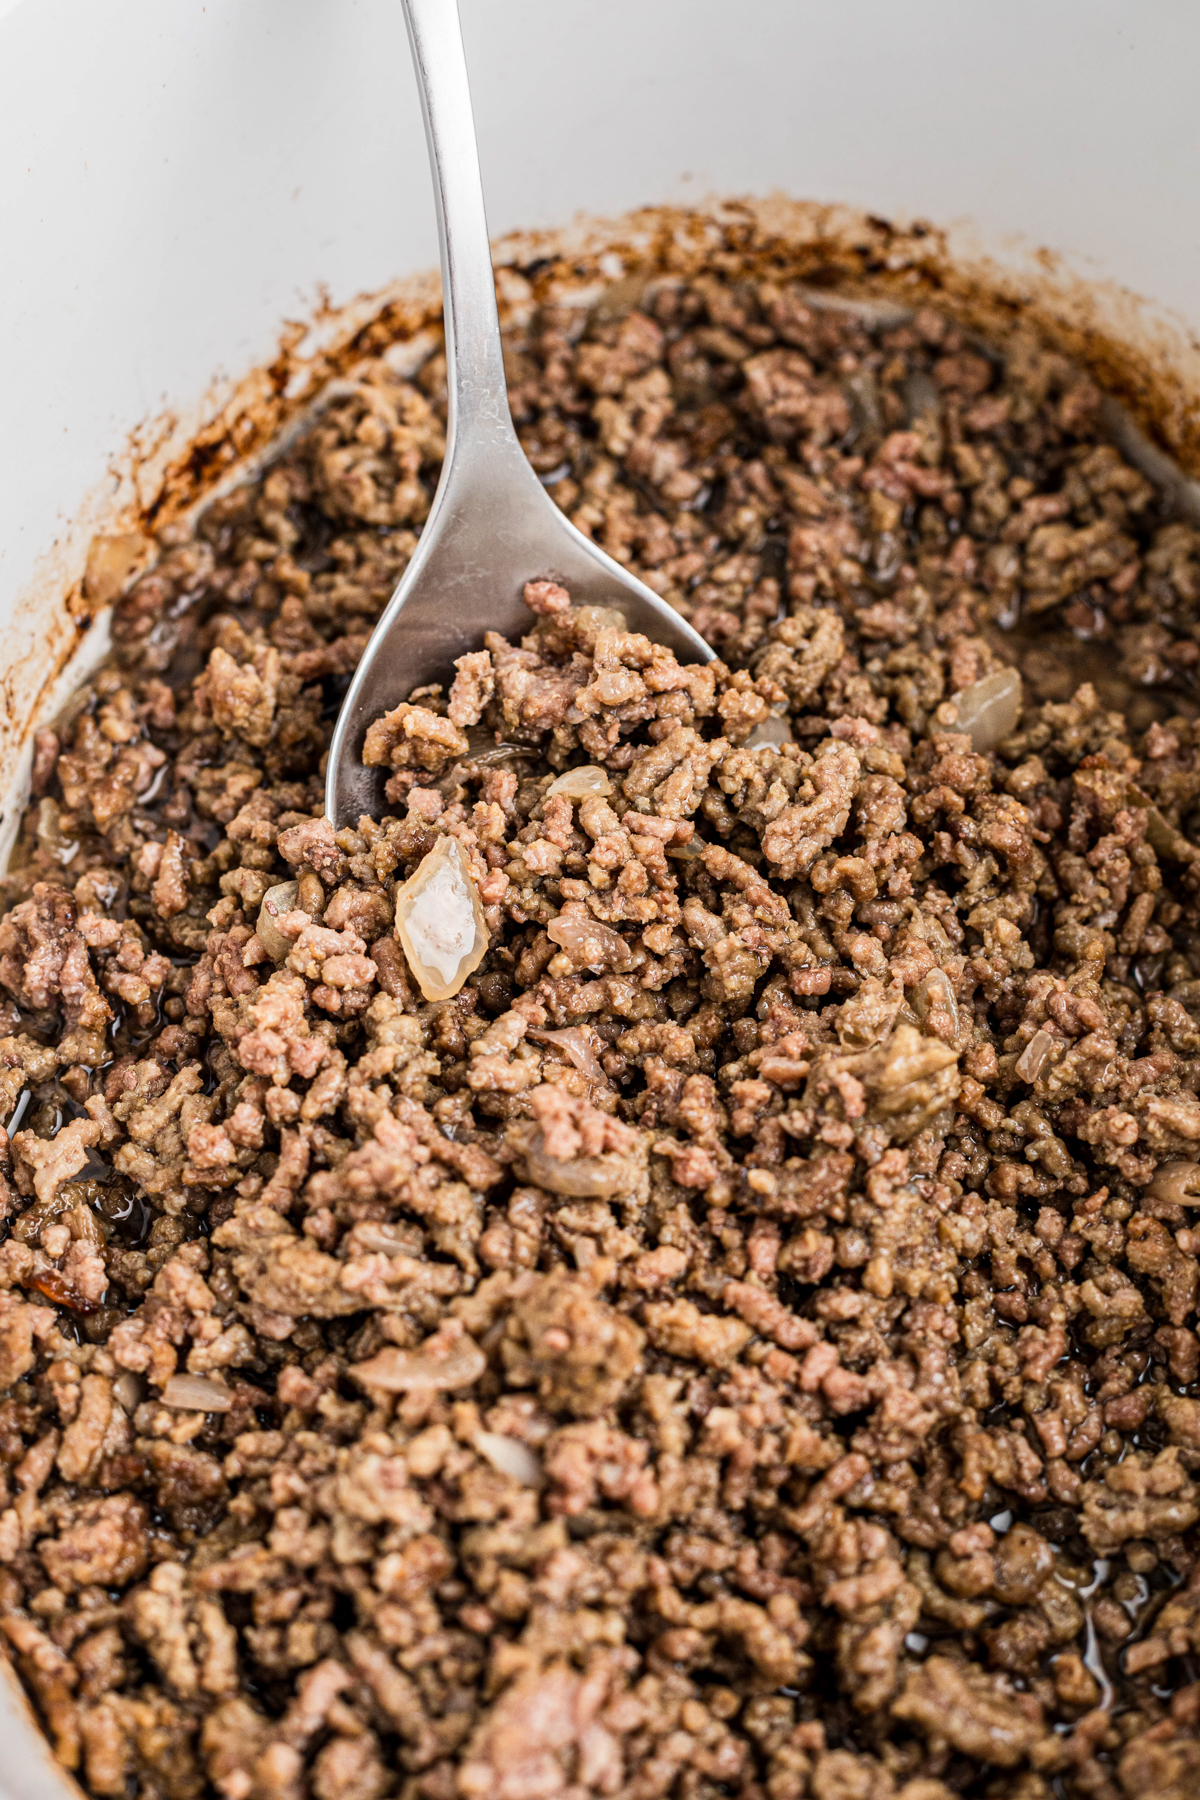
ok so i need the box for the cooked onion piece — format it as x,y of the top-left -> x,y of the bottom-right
951,668 -> 1022,754
474,1432 -> 543,1486
1016,1028 -> 1057,1083
113,1372 -> 146,1413
256,880 -> 300,961
350,1323 -> 486,1391
911,968 -> 958,1038
161,1374 -> 234,1412
394,835 -> 489,1000
524,1136 -> 642,1198
546,764 -> 612,799
1147,1160 -> 1200,1205
527,1026 -> 608,1085
546,903 -> 635,973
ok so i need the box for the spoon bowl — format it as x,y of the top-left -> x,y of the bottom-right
325,0 -> 713,829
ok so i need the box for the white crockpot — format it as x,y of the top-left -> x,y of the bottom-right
0,0 -> 1198,1790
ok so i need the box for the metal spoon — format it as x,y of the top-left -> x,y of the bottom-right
325,0 -> 713,828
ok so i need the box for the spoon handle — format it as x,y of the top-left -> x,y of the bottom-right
401,0 -> 523,464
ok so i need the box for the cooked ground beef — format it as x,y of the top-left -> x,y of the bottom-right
2,247 -> 1200,1800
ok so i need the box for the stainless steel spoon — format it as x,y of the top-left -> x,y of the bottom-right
325,0 -> 713,828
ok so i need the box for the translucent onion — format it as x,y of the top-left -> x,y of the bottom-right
1147,1160 -> 1200,1206
525,1135 -> 641,1198
1015,1028 -> 1056,1083
161,1373 -> 234,1412
911,968 -> 958,1037
350,1327 -> 486,1391
546,765 -> 612,800
256,881 -> 300,961
113,1372 -> 146,1413
528,1029 -> 611,1080
527,1026 -> 607,1085
546,906 -> 635,973
475,1432 -> 543,1486
394,835 -> 489,1001
951,668 -> 1022,754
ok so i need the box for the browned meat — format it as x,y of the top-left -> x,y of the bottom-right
3,238 -> 1200,1800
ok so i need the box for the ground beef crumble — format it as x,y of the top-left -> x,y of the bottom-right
4,247 -> 1200,1800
